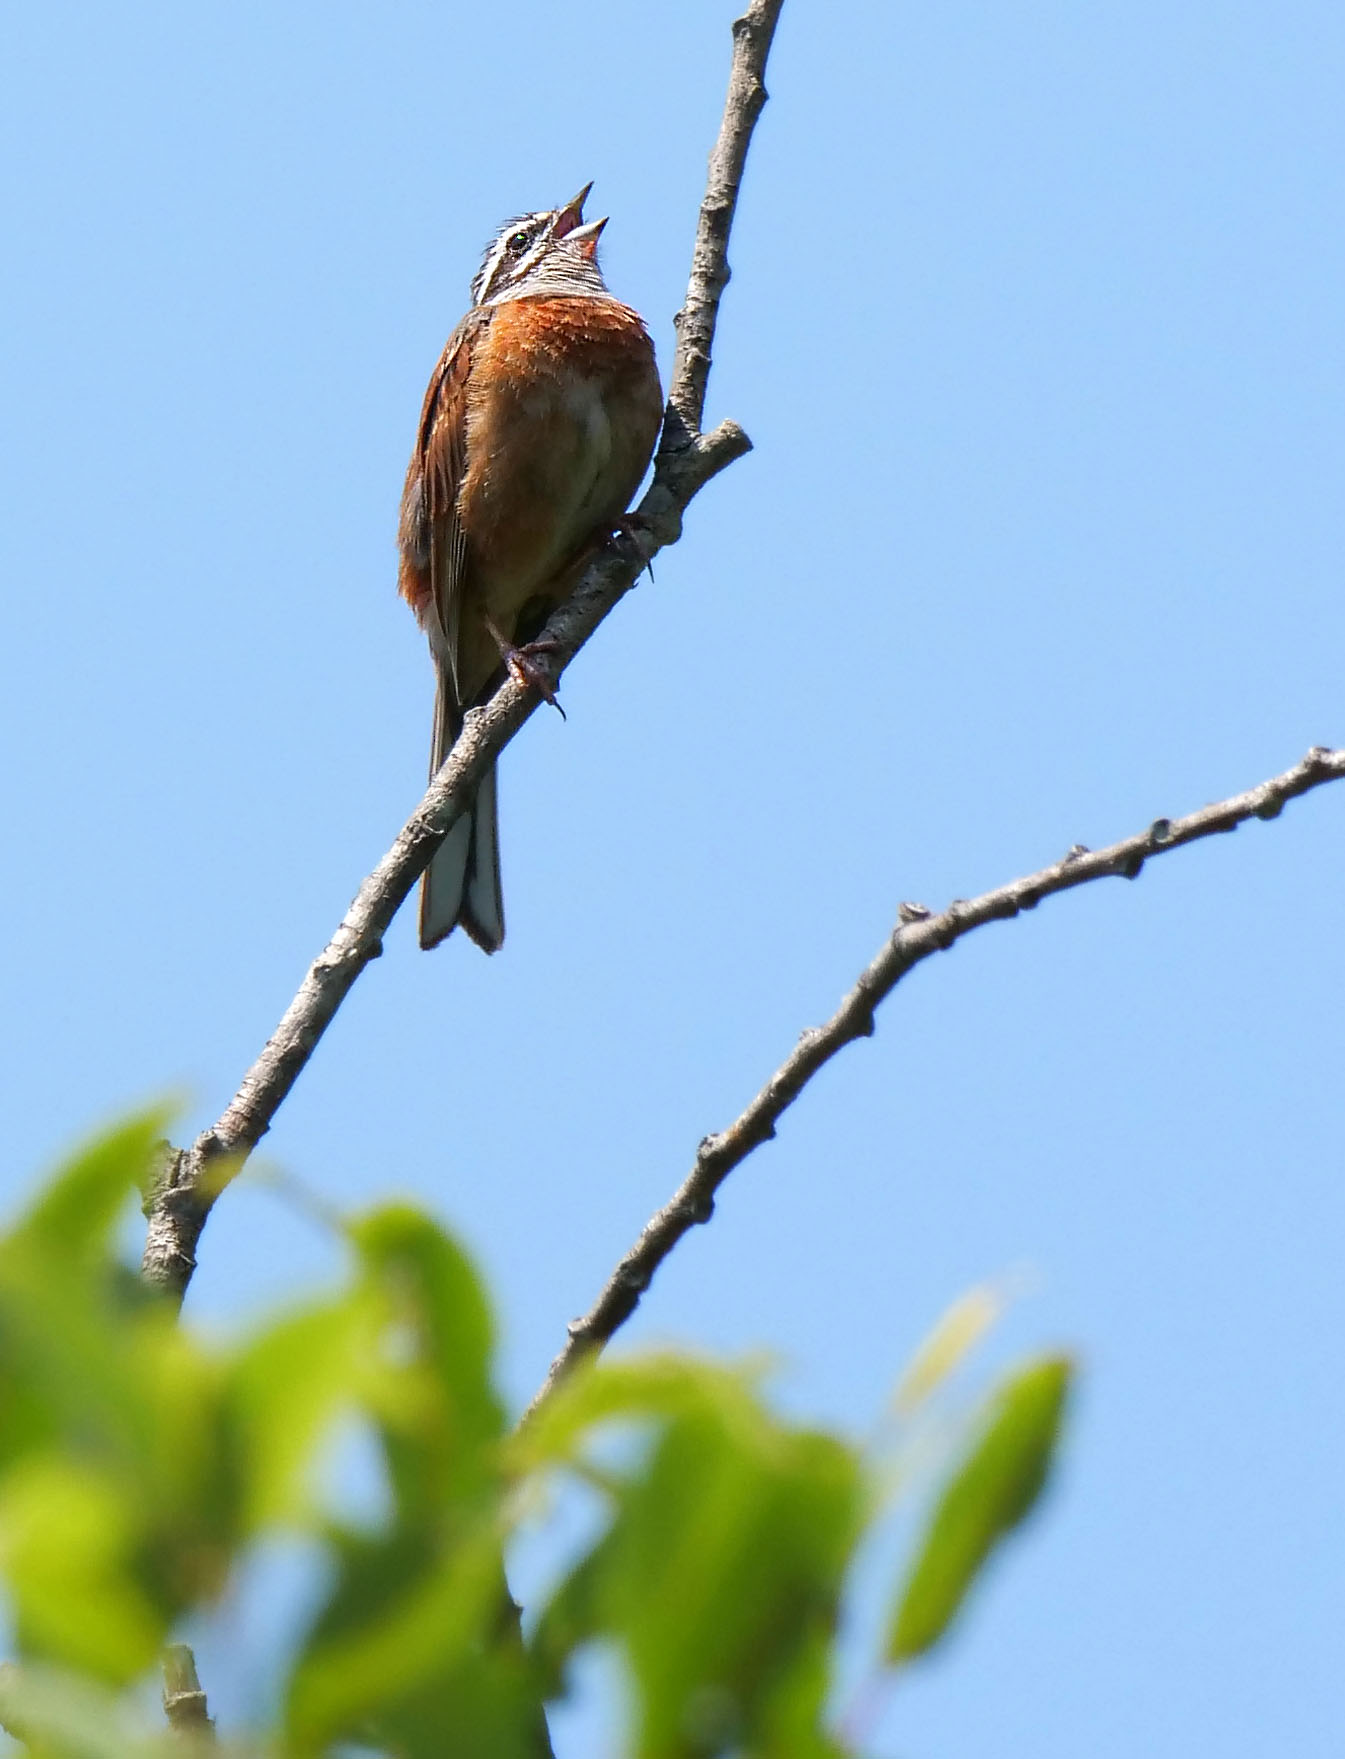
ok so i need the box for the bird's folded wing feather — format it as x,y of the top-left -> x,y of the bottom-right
397,306 -> 492,711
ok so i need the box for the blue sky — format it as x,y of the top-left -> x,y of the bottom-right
3,1 -> 1344,1752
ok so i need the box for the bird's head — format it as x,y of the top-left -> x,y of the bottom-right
469,182 -> 611,307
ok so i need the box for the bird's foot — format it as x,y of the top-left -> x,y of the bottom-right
505,637 -> 567,719
606,512 -> 654,579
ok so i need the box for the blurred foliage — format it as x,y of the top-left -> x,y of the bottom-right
0,1119 -> 1074,1756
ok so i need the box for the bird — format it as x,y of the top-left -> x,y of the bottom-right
397,184 -> 663,953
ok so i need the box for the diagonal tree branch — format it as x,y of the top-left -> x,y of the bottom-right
523,745 -> 1345,1418
664,0 -> 783,445
141,0 -> 785,1302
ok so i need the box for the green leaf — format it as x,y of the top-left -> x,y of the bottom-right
10,1112 -> 169,1271
891,1282 -> 1006,1417
227,1293 -> 377,1532
514,1352 -> 771,1475
0,1123 -> 249,1690
533,1360 -> 865,1759
0,1114 -> 185,1482
0,1662 -> 164,1759
746,1622 -> 848,1759
350,1206 -> 505,1517
888,1354 -> 1074,1663
284,1514 -> 536,1757
528,1542 -> 603,1704
279,1214 -> 535,1755
0,1457 -> 165,1682
227,1207 -> 504,1537
127,1318 -> 239,1605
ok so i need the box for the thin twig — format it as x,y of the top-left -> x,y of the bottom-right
523,746 -> 1345,1417
163,1644 -> 215,1740
664,0 -> 785,446
141,3 -> 784,1301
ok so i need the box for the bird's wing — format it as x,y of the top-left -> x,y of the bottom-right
397,306 -> 493,710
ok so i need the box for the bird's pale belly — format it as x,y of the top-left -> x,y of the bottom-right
461,389 -> 643,635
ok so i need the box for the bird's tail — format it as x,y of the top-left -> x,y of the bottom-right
418,679 -> 504,952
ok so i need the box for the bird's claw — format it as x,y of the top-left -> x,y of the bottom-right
608,513 -> 654,580
506,638 -> 566,718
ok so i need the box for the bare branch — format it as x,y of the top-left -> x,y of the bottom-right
524,746 -> 1345,1416
141,8 -> 783,1300
664,0 -> 785,445
162,1644 -> 215,1740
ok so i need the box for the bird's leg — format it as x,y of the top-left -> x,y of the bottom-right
482,611 -> 566,719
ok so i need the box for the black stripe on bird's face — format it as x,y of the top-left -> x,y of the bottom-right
470,212 -> 553,307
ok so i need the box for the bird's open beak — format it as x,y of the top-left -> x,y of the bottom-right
563,214 -> 608,259
552,182 -> 594,239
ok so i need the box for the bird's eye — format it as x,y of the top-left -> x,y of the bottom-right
507,230 -> 530,254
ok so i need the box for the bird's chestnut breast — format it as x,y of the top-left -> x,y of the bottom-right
460,297 -> 662,588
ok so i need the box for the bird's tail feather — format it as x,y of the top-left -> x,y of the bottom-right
418,680 -> 504,952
